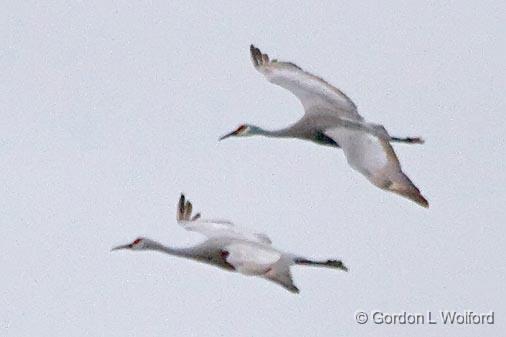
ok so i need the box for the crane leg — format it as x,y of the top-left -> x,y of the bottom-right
390,136 -> 424,144
294,258 -> 348,271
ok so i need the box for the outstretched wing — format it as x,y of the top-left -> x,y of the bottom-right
176,194 -> 272,244
263,260 -> 299,294
222,242 -> 298,293
224,242 -> 281,275
324,128 -> 429,208
250,45 -> 362,121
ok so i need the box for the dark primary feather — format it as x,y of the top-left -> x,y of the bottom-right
250,44 -> 302,70
178,194 -> 201,221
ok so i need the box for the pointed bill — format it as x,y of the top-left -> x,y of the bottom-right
111,243 -> 131,251
219,130 -> 237,141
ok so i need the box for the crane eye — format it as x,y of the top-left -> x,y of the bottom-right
236,125 -> 247,133
132,238 -> 142,245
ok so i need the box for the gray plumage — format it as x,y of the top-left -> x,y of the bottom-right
112,194 -> 347,294
220,45 -> 428,208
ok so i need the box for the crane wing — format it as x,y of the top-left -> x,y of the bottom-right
224,242 -> 281,275
176,194 -> 273,244
263,260 -> 299,293
323,128 -> 428,207
250,45 -> 362,121
224,242 -> 298,293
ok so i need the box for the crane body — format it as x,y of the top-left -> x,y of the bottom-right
220,45 -> 428,207
112,194 -> 347,293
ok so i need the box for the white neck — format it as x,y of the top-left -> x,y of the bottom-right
146,240 -> 196,259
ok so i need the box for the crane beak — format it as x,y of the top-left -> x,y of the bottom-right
219,130 -> 237,141
111,243 -> 131,251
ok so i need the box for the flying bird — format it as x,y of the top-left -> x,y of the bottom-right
112,194 -> 347,293
220,45 -> 428,208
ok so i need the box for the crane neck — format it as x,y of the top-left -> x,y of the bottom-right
251,125 -> 296,138
147,240 -> 195,258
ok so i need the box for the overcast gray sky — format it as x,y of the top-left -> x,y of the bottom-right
1,1 -> 504,336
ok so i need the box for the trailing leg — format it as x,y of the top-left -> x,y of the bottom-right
390,136 -> 424,144
294,258 -> 348,271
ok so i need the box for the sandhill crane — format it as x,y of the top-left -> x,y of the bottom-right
112,194 -> 347,293
220,45 -> 428,208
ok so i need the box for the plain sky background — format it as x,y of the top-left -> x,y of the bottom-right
1,1 -> 505,336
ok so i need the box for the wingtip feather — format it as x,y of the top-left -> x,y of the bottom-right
177,193 -> 185,221
414,193 -> 429,208
392,188 -> 429,208
177,193 -> 202,221
290,286 -> 300,294
250,44 -> 269,68
402,188 -> 429,208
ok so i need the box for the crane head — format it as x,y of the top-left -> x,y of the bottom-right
219,124 -> 252,140
111,237 -> 146,251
